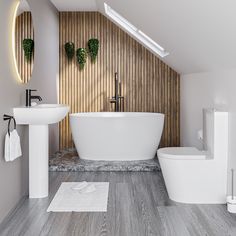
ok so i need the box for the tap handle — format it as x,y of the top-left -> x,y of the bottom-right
26,89 -> 37,94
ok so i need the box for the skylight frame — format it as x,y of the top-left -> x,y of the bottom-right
104,3 -> 169,58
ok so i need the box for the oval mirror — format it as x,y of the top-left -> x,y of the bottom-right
14,0 -> 34,83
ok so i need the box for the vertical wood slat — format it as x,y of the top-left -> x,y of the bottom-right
59,12 -> 180,150
15,12 -> 34,84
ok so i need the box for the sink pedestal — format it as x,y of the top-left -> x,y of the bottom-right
13,104 -> 69,199
29,125 -> 48,198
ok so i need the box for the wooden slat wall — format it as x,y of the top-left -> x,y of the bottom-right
15,12 -> 34,84
59,12 -> 180,149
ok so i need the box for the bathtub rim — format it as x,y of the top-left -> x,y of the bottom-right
69,112 -> 165,118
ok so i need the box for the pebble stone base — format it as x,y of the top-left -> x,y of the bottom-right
49,148 -> 160,172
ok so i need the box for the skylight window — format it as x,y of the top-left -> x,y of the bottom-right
104,3 -> 169,58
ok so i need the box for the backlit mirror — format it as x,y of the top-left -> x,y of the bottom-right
14,0 -> 34,83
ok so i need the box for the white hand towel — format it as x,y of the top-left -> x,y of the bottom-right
9,129 -> 22,161
4,133 -> 10,162
4,129 -> 22,162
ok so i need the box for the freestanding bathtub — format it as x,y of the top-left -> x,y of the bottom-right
70,112 -> 164,161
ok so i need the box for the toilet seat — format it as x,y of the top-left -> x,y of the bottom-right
157,147 -> 206,160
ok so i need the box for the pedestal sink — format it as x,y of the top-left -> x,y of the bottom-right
13,104 -> 69,198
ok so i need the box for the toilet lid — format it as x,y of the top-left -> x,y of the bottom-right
157,147 -> 206,160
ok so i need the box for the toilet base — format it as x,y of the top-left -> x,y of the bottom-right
158,153 -> 227,204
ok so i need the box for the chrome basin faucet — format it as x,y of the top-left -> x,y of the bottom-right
26,89 -> 42,107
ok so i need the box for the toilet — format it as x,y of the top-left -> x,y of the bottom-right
157,108 -> 228,204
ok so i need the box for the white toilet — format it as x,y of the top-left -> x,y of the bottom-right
157,108 -> 228,204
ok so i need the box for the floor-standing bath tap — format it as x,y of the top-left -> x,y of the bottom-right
110,72 -> 124,112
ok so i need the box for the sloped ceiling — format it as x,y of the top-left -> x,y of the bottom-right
51,0 -> 236,74
17,0 -> 30,16
50,0 -> 97,11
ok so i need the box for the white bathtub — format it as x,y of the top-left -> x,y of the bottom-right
70,112 -> 164,161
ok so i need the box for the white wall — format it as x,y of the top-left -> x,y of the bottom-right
27,0 -> 59,154
0,0 -> 58,224
181,69 -> 236,191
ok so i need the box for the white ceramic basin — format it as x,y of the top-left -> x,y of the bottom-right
13,103 -> 69,199
13,104 -> 69,125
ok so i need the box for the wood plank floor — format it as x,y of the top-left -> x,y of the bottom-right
1,171 -> 236,236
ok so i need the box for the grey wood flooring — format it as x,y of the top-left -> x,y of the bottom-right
1,171 -> 236,236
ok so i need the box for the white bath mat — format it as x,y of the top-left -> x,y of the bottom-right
47,182 -> 109,212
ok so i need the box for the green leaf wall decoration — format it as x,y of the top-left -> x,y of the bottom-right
88,38 -> 99,62
76,48 -> 87,70
64,42 -> 75,60
22,38 -> 34,62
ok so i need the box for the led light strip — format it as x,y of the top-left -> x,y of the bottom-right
12,1 -> 23,83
